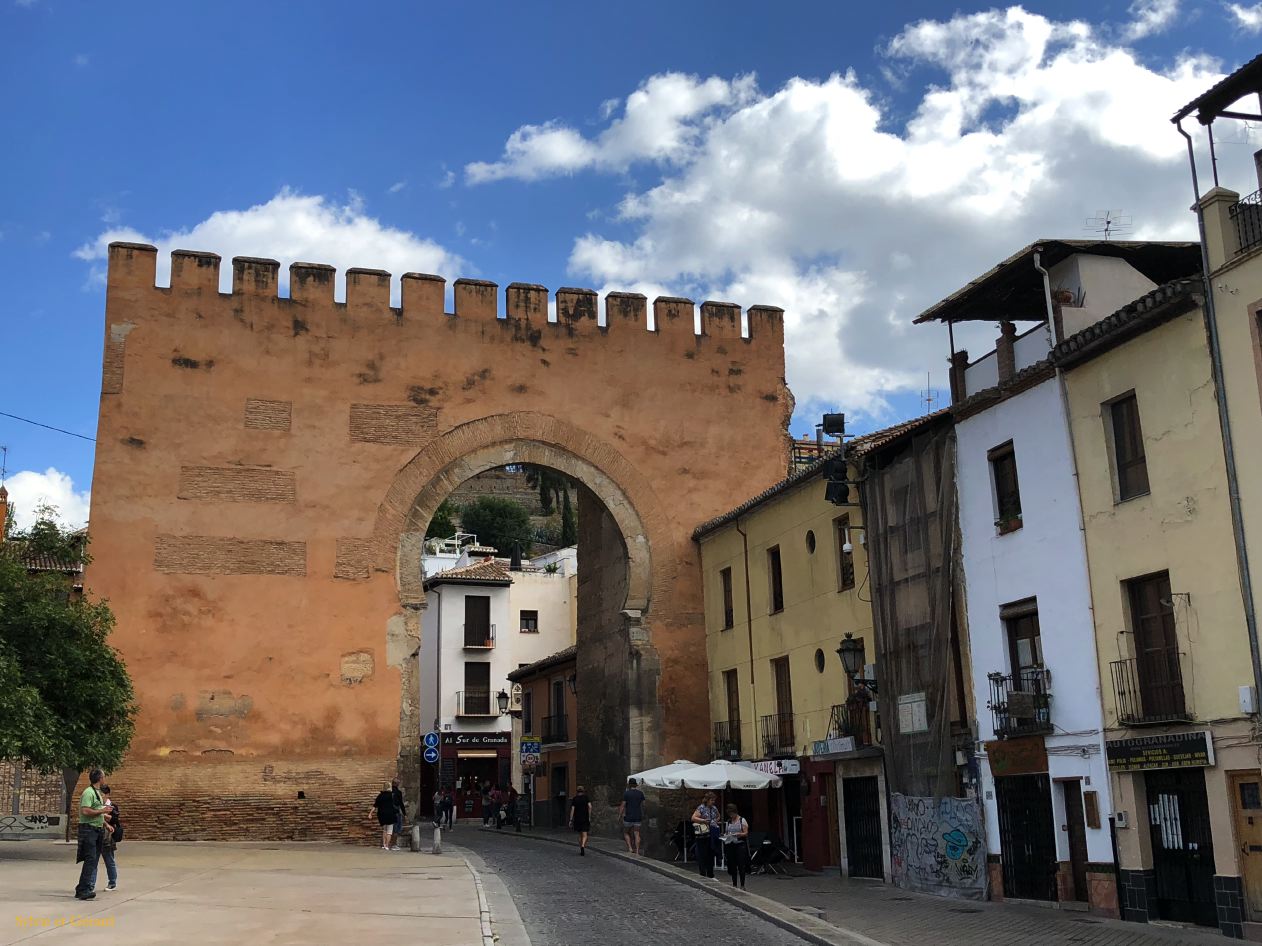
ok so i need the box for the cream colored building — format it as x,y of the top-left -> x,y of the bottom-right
694,440 -> 889,876
1054,277 -> 1256,935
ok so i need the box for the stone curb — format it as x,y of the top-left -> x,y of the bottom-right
476,827 -> 888,946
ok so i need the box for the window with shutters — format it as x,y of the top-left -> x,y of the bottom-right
720,567 -> 735,629
1108,392 -> 1150,502
767,546 -> 784,614
835,515 -> 856,591
989,441 -> 1022,534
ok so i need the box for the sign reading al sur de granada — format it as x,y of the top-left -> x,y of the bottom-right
1106,731 -> 1215,772
441,732 -> 510,747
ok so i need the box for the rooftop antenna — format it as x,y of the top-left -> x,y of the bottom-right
1084,210 -> 1132,241
920,373 -> 938,415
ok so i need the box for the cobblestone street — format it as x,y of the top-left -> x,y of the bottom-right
461,828 -> 1228,946
455,829 -> 820,945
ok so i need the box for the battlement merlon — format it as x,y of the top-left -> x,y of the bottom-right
104,242 -> 786,343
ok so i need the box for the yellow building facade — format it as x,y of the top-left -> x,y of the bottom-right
694,454 -> 887,876
1056,283 -> 1257,934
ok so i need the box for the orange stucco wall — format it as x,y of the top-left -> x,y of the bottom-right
88,242 -> 790,838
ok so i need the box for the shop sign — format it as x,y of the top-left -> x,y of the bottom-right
441,732 -> 510,747
751,758 -> 801,776
1106,731 -> 1214,772
984,735 -> 1048,777
811,736 -> 857,756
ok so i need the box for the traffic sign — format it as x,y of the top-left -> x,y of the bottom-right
423,746 -> 440,764
520,739 -> 541,767
423,731 -> 439,749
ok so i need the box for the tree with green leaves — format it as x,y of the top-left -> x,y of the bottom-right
560,489 -> 577,547
426,499 -> 459,540
522,465 -> 571,517
0,506 -> 135,774
459,496 -> 533,557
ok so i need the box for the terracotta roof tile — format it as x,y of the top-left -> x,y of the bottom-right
423,557 -> 513,588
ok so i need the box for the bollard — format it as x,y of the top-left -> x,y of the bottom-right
411,823 -> 422,852
431,824 -> 442,855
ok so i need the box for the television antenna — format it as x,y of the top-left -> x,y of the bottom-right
920,372 -> 938,415
1084,210 -> 1132,241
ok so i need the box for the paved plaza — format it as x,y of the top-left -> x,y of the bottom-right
0,839 -> 490,946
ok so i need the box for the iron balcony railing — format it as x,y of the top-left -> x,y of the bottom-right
456,689 -> 495,716
1230,188 -> 1262,256
713,720 -> 742,759
1111,648 -> 1192,725
463,624 -> 496,649
541,714 -> 569,744
826,700 -> 875,748
759,713 -> 796,758
987,668 -> 1053,738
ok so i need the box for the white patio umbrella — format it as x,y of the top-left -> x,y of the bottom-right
679,759 -> 782,790
629,760 -> 698,789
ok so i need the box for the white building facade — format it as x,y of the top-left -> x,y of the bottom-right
922,242 -> 1192,914
418,552 -> 576,820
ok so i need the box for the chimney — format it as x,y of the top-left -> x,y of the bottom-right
948,349 -> 970,404
996,321 -> 1017,383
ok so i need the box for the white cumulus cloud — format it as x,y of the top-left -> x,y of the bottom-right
74,189 -> 466,303
1123,0 -> 1179,40
466,73 -> 757,183
1227,1 -> 1262,30
5,469 -> 90,531
469,6 -> 1230,424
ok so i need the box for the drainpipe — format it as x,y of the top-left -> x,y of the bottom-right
431,586 -> 443,732
1034,248 -> 1119,838
1177,119 -> 1262,705
736,519 -> 757,756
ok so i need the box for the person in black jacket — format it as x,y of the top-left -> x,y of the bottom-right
390,778 -> 407,850
100,785 -> 122,891
370,782 -> 397,850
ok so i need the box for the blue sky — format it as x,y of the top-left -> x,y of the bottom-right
2,0 -> 1260,527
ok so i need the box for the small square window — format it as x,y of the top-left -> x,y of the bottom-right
519,610 -> 539,633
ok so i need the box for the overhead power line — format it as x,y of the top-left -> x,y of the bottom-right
0,410 -> 97,443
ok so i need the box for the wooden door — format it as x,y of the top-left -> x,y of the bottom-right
820,773 -> 841,867
1229,770 -> 1262,920
1062,780 -> 1089,902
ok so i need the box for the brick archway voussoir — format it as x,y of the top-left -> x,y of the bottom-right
371,412 -> 668,614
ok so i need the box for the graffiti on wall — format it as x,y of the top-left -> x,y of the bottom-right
0,813 -> 63,837
890,794 -> 987,899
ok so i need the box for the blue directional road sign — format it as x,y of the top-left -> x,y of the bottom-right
423,746 -> 440,764
423,731 -> 440,749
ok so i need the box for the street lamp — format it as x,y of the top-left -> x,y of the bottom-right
836,632 -> 878,692
496,689 -> 510,714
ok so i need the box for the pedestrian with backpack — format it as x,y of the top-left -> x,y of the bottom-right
100,785 -> 122,891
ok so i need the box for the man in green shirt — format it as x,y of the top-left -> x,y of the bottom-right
74,769 -> 110,900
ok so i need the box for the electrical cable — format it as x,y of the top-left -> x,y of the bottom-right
0,411 -> 96,443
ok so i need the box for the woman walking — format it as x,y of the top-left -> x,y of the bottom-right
722,803 -> 750,889
568,785 -> 592,856
100,785 -> 121,891
691,792 -> 720,878
371,781 -> 398,850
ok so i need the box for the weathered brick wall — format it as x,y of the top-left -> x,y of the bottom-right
177,466 -> 296,503
77,758 -> 395,843
153,535 -> 306,576
88,242 -> 791,840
